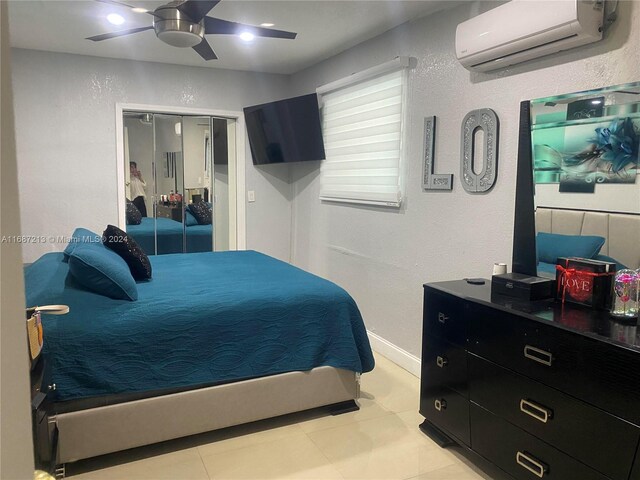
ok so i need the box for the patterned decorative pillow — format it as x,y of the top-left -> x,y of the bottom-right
188,201 -> 212,225
126,199 -> 142,225
102,225 -> 152,280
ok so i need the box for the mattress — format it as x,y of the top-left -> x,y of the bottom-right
24,250 -> 374,402
127,217 -> 213,254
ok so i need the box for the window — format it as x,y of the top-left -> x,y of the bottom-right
318,59 -> 409,207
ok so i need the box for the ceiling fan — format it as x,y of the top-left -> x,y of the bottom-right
87,0 -> 297,60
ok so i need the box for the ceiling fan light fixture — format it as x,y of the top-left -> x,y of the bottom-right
260,23 -> 274,27
153,7 -> 205,47
107,13 -> 125,25
131,7 -> 148,13
157,29 -> 203,47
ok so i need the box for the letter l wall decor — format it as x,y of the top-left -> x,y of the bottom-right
422,116 -> 453,191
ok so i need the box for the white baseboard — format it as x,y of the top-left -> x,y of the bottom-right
367,330 -> 421,378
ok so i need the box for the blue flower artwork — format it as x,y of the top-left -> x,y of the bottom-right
533,116 -> 639,192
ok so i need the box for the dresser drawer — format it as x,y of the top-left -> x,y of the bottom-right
421,336 -> 468,397
420,385 -> 470,446
423,288 -> 466,346
469,303 -> 640,424
469,354 -> 638,480
471,404 -> 609,480
469,304 -> 581,387
578,336 -> 640,425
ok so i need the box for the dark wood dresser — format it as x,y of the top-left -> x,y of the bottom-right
420,279 -> 640,480
156,203 -> 183,222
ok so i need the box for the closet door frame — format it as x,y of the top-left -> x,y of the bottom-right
116,103 -> 246,250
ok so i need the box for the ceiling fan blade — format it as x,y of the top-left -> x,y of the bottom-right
192,38 -> 218,60
204,17 -> 297,39
177,1 -> 221,23
86,25 -> 154,42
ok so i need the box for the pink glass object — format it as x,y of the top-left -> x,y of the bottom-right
610,269 -> 639,319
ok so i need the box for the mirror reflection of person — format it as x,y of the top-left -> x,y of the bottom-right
129,162 -> 147,217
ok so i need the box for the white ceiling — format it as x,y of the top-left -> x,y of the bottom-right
7,0 -> 454,74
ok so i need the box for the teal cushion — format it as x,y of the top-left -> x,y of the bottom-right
593,254 -> 627,270
68,243 -> 138,301
536,232 -> 605,264
185,209 -> 199,227
63,228 -> 103,257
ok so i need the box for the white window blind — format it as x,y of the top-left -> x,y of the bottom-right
319,66 -> 407,207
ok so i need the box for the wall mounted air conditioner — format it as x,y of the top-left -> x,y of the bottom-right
456,0 -> 605,72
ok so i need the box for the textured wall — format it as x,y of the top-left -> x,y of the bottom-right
0,4 -> 35,478
289,1 -> 640,357
11,49 -> 293,262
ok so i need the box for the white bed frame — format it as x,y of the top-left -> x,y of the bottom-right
535,207 -> 640,269
50,366 -> 359,477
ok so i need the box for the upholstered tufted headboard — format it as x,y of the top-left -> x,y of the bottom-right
535,207 -> 640,269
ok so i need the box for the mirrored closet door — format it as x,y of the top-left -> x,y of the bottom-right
123,111 -> 236,255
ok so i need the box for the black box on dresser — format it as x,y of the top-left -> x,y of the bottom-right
491,272 -> 554,301
420,279 -> 640,480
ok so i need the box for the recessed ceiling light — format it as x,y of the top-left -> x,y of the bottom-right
107,13 -> 125,25
260,23 -> 274,27
239,32 -> 255,42
131,7 -> 148,13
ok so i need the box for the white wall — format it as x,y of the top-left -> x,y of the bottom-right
289,1 -> 640,358
0,3 -> 35,477
11,49 -> 294,262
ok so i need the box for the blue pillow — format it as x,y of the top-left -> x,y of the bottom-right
68,243 -> 138,301
536,232 -> 605,264
593,254 -> 627,271
63,228 -> 103,257
184,209 -> 199,227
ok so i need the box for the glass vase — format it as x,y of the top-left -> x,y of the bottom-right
610,269 -> 639,319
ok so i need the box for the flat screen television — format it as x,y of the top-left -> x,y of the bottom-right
244,93 -> 326,165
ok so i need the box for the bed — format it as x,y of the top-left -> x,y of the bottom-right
535,207 -> 640,276
127,217 -> 213,254
25,249 -> 374,470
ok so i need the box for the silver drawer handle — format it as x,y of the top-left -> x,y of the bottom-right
436,355 -> 448,368
523,345 -> 553,367
516,451 -> 548,478
520,399 -> 553,423
437,312 -> 449,323
434,399 -> 447,411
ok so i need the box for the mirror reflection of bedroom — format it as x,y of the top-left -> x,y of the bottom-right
531,83 -> 640,277
124,112 -> 235,254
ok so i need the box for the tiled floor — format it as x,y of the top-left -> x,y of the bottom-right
67,353 -> 492,480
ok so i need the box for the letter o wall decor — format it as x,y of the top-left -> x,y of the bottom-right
460,108 -> 499,193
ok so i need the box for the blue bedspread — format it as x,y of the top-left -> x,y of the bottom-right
127,218 -> 213,254
24,251 -> 374,401
186,224 -> 213,253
